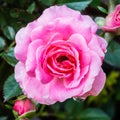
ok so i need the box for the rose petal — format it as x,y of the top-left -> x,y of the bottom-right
89,68 -> 106,96
37,5 -> 82,26
79,68 -> 106,99
15,62 -> 55,105
15,20 -> 39,62
81,15 -> 98,33
81,51 -> 102,95
68,34 -> 88,50
15,28 -> 30,62
88,35 -> 107,59
31,18 -> 74,42
35,47 -> 53,83
25,39 -> 43,76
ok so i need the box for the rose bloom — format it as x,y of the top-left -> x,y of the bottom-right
103,5 -> 120,32
15,5 -> 107,105
13,99 -> 35,116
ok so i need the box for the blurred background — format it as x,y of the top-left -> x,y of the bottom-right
0,0 -> 120,120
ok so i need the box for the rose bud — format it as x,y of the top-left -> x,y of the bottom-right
13,99 -> 36,116
103,4 -> 120,34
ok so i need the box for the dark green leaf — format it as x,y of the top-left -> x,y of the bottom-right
90,0 -> 100,7
105,41 -> 120,68
3,26 -> 15,40
0,47 -> 18,67
52,103 -> 61,113
60,0 -> 92,11
102,101 -> 115,119
27,2 -> 36,14
0,13 -> 7,28
65,99 -> 83,115
4,0 -> 15,4
80,108 -> 111,120
10,9 -> 20,18
41,0 -> 55,6
18,11 -> 37,23
18,0 -> 27,7
4,74 -> 22,102
116,0 -> 120,4
0,37 -> 6,51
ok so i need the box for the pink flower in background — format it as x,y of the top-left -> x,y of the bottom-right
103,5 -> 120,32
13,99 -> 35,116
15,5 -> 107,105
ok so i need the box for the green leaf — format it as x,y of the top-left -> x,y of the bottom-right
98,6 -> 108,14
18,0 -> 27,7
3,26 -> 15,40
0,117 -> 8,120
27,2 -> 36,14
4,74 -> 22,102
0,47 -> 18,67
41,0 -> 55,6
65,99 -> 83,115
4,0 -> 15,4
80,108 -> 111,120
61,0 -> 92,11
95,17 -> 105,27
18,11 -> 37,23
19,110 -> 36,119
105,41 -> 120,68
116,0 -> 120,4
90,0 -> 100,7
0,13 -> 7,28
0,37 -> 6,51
10,9 -> 20,18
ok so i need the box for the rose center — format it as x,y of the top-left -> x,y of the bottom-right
57,56 -> 69,62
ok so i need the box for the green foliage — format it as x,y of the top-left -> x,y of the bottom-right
27,2 -> 36,14
3,26 -> 15,40
65,1 -> 92,11
97,6 -> 108,14
115,0 -> 120,4
64,99 -> 83,119
41,0 -> 92,11
0,13 -> 7,28
90,0 -> 100,7
79,108 -> 111,120
3,74 -> 22,102
0,37 -> 6,51
105,40 -> 120,68
0,47 -> 18,67
0,117 -> 8,120
95,17 -> 105,27
51,99 -> 111,120
41,0 -> 56,6
59,0 -> 92,11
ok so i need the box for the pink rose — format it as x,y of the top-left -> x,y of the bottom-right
15,5 -> 107,105
103,5 -> 120,32
13,99 -> 35,116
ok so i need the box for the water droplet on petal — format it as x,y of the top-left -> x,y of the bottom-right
73,97 -> 85,102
